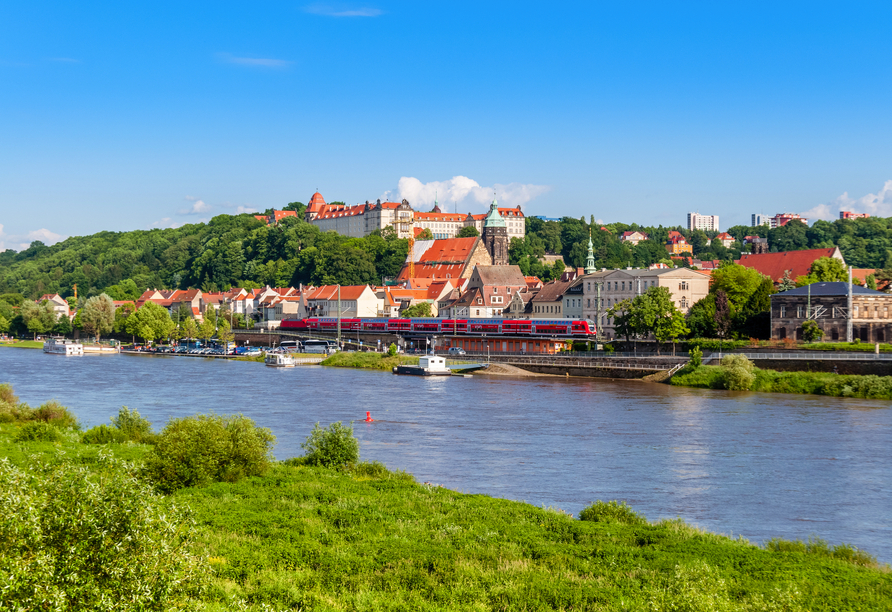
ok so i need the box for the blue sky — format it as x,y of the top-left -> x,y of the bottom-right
2,1 -> 891,250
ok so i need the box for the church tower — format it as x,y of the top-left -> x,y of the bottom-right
482,198 -> 509,266
585,230 -> 596,274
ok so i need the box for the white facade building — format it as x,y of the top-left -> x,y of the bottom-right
752,214 -> 770,227
687,212 -> 720,232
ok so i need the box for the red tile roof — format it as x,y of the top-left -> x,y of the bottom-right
735,247 -> 842,282
417,237 -> 478,263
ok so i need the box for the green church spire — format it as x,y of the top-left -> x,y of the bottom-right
585,228 -> 596,274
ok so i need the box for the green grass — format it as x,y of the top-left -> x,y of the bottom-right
0,340 -> 43,349
2,409 -> 892,610
802,342 -> 892,352
321,351 -> 419,370
672,364 -> 892,399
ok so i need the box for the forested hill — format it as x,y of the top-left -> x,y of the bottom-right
0,212 -> 409,301
2,208 -> 891,302
512,215 -> 892,279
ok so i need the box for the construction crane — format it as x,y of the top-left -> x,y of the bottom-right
394,212 -> 415,279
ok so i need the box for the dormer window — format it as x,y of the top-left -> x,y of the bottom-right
493,287 -> 498,293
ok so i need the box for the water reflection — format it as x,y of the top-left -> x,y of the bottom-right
0,349 -> 890,561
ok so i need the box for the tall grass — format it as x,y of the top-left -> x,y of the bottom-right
672,365 -> 892,399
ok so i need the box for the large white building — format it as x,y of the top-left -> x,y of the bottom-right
687,212 -> 719,232
305,192 -> 525,241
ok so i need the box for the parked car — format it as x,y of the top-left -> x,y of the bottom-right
447,347 -> 467,356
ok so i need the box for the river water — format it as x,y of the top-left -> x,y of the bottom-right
2,348 -> 890,561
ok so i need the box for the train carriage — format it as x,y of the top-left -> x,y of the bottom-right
280,317 -> 595,337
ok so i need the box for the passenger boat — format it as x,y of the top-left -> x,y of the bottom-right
265,352 -> 295,367
43,337 -> 84,356
393,354 -> 452,377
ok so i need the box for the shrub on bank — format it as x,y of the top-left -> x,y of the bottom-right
0,454 -> 204,610
298,421 -> 359,468
81,423 -> 129,444
14,421 -> 63,443
765,536 -> 878,567
720,354 -> 756,391
578,500 -> 648,525
143,414 -> 275,493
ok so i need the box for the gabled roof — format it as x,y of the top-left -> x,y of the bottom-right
473,265 -> 527,287
417,237 -> 479,263
530,279 -> 571,303
307,285 -> 371,301
736,247 -> 843,282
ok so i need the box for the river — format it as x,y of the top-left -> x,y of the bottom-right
2,348 -> 890,562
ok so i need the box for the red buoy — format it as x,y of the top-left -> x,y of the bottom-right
365,411 -> 374,422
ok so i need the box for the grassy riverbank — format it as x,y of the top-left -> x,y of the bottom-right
2,387 -> 891,610
672,364 -> 892,399
0,339 -> 43,349
321,351 -> 419,370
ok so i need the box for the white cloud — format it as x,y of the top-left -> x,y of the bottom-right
379,176 -> 551,213
179,196 -> 212,215
149,217 -> 182,229
217,53 -> 292,68
802,180 -> 892,222
304,4 -> 382,17
0,224 -> 66,251
234,206 -> 258,214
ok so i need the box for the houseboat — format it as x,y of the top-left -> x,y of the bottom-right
393,354 -> 452,377
265,352 -> 295,367
43,337 -> 84,356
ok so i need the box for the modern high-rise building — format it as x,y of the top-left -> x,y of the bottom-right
687,212 -> 719,232
769,213 -> 807,229
752,214 -> 770,227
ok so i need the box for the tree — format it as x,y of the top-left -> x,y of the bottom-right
203,304 -> 217,329
53,314 -> 72,336
625,287 -> 688,353
416,228 -> 433,240
606,298 -> 634,342
182,317 -> 198,343
21,300 -> 57,339
457,225 -> 479,238
217,318 -> 234,350
113,302 -> 136,333
0,314 -> 9,334
401,302 -> 432,318
796,256 -> 848,286
801,320 -> 823,343
778,270 -> 796,292
714,290 -> 731,341
80,294 -> 115,341
866,274 -> 878,290
125,301 -> 175,344
197,316 -> 216,344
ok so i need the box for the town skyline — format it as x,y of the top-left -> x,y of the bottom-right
2,2 -> 892,250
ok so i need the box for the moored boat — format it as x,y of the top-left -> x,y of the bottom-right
265,352 -> 295,367
43,337 -> 84,356
393,354 -> 451,376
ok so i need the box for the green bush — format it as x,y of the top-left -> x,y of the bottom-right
14,421 -> 63,443
111,406 -> 156,443
720,354 -> 756,391
300,421 -> 360,468
0,382 -> 17,405
143,414 -> 276,493
0,455 -> 204,610
348,460 -> 415,482
578,500 -> 647,525
387,343 -> 398,357
765,536 -> 878,567
689,346 -> 702,367
32,400 -> 79,429
82,424 -> 129,445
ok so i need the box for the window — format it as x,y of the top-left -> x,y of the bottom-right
587,283 -> 590,291
607,282 -> 611,290
493,287 -> 498,293
492,296 -> 503,304
477,298 -> 483,304
679,282 -> 688,290
587,299 -> 590,307
680,297 -> 688,308
621,281 -> 625,291
780,305 -> 786,318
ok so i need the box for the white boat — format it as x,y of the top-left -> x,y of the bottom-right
43,337 -> 84,356
393,354 -> 452,377
265,353 -> 295,367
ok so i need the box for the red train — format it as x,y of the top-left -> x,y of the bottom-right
279,317 -> 596,337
